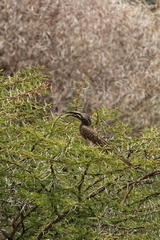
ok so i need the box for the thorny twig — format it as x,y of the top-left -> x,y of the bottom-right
77,164 -> 90,199
121,169 -> 160,205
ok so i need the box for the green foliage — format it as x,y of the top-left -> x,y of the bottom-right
0,68 -> 160,239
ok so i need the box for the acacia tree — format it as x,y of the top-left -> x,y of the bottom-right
0,68 -> 160,239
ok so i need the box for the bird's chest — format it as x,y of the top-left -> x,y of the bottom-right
80,125 -> 97,142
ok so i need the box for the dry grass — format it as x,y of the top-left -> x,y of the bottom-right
0,0 -> 160,130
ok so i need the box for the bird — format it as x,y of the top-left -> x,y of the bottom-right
67,111 -> 134,167
66,111 -> 108,147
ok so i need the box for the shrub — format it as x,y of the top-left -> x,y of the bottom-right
0,68 -> 160,239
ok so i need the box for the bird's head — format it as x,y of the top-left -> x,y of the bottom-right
66,111 -> 91,126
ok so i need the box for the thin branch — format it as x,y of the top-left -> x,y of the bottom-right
86,183 -> 112,200
1,82 -> 49,100
111,146 -> 138,168
138,191 -> 160,208
84,176 -> 105,191
35,210 -> 70,240
9,202 -> 37,239
121,169 -> 160,205
77,164 -> 89,196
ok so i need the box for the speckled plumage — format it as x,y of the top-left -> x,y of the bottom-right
67,111 -> 108,147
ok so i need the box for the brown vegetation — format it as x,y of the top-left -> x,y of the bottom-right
0,0 -> 160,130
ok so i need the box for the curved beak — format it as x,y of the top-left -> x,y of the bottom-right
66,111 -> 82,120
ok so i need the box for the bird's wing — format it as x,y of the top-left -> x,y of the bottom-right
80,125 -> 108,146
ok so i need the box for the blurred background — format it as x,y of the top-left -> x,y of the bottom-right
0,0 -> 160,131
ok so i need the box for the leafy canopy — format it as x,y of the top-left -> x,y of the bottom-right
0,67 -> 160,240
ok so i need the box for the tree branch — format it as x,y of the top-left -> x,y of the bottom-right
35,210 -> 70,240
121,169 -> 160,205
